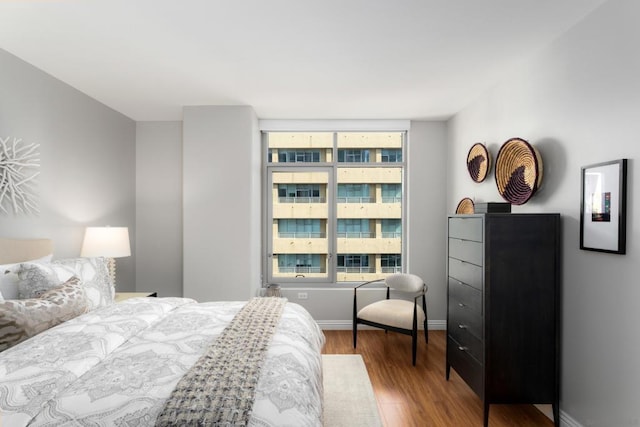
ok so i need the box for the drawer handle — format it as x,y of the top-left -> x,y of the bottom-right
458,324 -> 467,329
458,302 -> 466,308
458,346 -> 468,352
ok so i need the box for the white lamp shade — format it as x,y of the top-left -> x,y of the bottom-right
81,227 -> 131,258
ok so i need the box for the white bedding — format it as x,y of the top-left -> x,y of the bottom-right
0,297 -> 325,426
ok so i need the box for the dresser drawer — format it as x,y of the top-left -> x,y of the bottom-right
448,281 -> 482,337
448,336 -> 483,398
448,299 -> 483,362
448,321 -> 483,362
449,217 -> 483,242
449,238 -> 482,266
448,257 -> 483,290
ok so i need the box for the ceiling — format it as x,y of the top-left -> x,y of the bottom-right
0,0 -> 606,122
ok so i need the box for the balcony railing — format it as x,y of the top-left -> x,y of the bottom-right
337,197 -> 374,203
278,266 -> 325,273
278,232 -> 326,238
337,232 -> 374,238
278,197 -> 326,203
381,232 -> 402,238
381,266 -> 402,273
336,267 -> 376,273
381,197 -> 402,203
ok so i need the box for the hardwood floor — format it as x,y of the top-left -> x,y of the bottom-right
322,329 -> 555,427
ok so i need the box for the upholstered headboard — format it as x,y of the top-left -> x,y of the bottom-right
0,238 -> 53,264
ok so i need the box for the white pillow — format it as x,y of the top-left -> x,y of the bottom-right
0,254 -> 53,300
17,257 -> 114,310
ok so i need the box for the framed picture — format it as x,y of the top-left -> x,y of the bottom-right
580,159 -> 628,254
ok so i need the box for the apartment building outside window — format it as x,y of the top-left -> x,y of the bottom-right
265,131 -> 405,284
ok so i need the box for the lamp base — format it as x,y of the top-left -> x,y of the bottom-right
107,257 -> 116,288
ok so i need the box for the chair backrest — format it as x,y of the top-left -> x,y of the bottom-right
384,273 -> 424,293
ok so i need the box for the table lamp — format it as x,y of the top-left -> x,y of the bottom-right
81,226 -> 131,287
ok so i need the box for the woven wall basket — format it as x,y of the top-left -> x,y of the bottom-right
495,138 -> 543,205
455,197 -> 475,214
466,143 -> 491,182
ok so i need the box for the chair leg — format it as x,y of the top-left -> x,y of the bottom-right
353,323 -> 357,348
423,295 -> 429,344
424,319 -> 429,343
412,330 -> 417,366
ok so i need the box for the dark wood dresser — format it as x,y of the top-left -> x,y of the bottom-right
446,213 -> 560,427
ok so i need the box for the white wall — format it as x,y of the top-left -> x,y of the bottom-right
0,49 -> 136,290
447,1 -> 639,425
182,106 -> 261,302
135,121 -> 183,296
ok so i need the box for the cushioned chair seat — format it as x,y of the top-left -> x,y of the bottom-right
357,299 -> 425,331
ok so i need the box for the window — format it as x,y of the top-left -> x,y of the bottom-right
337,254 -> 372,273
265,131 -> 405,284
275,149 -> 321,163
279,219 -> 324,238
338,149 -> 370,163
277,184 -> 323,202
338,219 -> 372,238
337,184 -> 372,203
381,149 -> 402,162
381,219 -> 401,238
278,254 -> 324,274
381,254 -> 402,273
382,184 -> 401,203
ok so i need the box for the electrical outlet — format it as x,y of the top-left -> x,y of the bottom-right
297,292 -> 308,300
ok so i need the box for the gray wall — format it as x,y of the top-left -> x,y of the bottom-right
182,106 -> 261,302
446,1 -> 639,425
407,121 -> 447,326
0,49 -> 136,290
135,121 -> 183,296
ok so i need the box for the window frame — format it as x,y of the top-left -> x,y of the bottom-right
262,127 -> 408,287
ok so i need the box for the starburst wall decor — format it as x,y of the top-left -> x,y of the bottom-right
0,136 -> 40,215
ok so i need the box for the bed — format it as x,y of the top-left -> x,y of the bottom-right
0,238 -> 325,426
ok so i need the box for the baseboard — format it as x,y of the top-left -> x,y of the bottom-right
559,410 -> 584,427
318,319 -> 447,330
532,404 -> 584,427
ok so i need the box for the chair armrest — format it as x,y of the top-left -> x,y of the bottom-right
353,279 -> 386,322
354,279 -> 385,291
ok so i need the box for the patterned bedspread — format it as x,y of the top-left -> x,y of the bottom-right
0,297 -> 325,426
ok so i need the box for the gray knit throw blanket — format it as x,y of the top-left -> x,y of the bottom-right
156,297 -> 287,426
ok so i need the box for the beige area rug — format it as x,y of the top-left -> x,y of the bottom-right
322,354 -> 383,427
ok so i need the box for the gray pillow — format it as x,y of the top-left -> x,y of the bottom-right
0,277 -> 88,352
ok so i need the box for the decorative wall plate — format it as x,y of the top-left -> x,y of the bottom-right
467,143 -> 491,182
455,197 -> 475,214
495,138 -> 543,205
